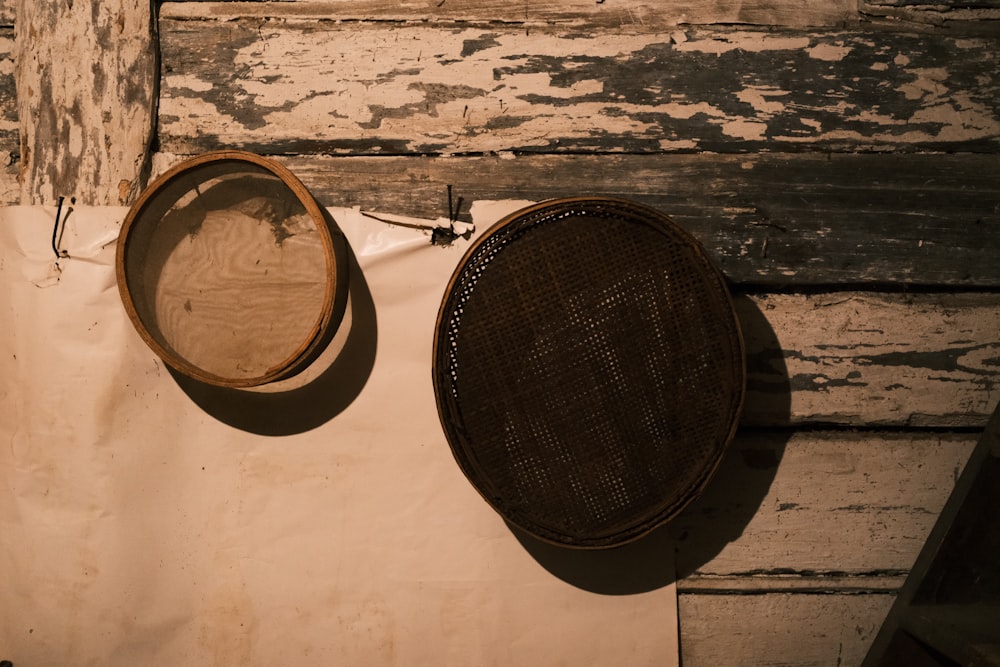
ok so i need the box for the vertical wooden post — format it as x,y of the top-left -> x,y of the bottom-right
14,0 -> 157,206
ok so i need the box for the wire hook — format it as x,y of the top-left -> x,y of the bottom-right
51,196 -> 72,259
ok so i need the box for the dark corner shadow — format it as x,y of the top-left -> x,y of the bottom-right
169,212 -> 378,436
505,294 -> 792,594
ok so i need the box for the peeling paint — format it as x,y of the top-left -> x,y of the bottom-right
170,75 -> 214,93
807,43 -> 852,62
744,294 -> 1000,426
737,86 -> 789,115
674,32 -> 811,55
657,138 -> 699,150
160,22 -> 1000,156
721,118 -> 768,140
897,67 -> 950,101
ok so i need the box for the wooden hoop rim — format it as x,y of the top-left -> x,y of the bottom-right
116,150 -> 345,388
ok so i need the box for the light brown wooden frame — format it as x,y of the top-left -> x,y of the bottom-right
116,150 -> 345,388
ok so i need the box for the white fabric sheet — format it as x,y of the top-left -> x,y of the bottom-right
0,203 -> 678,666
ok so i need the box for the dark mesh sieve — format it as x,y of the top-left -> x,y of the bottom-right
432,198 -> 745,549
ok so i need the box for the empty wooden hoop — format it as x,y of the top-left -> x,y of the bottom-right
433,197 -> 746,549
116,150 -> 345,388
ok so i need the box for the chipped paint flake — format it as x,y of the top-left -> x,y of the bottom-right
674,32 -> 811,55
897,68 -> 950,102
658,139 -> 699,150
737,86 -> 789,115
169,75 -> 214,93
808,43 -> 852,62
720,118 -> 768,140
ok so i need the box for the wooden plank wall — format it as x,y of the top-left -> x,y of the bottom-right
6,0 -> 1000,664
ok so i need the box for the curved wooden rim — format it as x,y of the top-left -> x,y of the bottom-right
431,196 -> 747,549
116,150 -> 344,388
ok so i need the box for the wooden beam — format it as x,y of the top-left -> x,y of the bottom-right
14,0 -> 158,205
158,21 -> 1000,155
192,152 -> 1000,288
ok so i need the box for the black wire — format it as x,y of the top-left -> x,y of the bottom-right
51,196 -> 65,259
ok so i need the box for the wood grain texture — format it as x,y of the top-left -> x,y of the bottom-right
860,0 -> 1000,36
15,0 -> 157,205
158,21 -> 1000,156
158,0 -> 858,29
0,160 -> 16,203
0,28 -> 16,153
679,573 -> 906,592
740,293 -> 1000,427
867,0 -> 1000,6
672,431 -> 976,580
176,152 -> 1000,288
0,26 -> 15,204
679,593 -> 894,667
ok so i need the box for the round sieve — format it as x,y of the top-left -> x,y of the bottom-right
116,150 -> 346,388
432,197 -> 745,549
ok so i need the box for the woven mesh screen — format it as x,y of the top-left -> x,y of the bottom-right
433,198 -> 745,548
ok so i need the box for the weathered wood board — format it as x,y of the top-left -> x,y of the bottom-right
867,0 -> 1000,6
0,28 -> 16,151
0,26 -> 15,204
14,0 -> 157,205
672,431 -> 976,582
740,293 -> 1000,428
159,0 -> 858,29
172,152 -> 1000,288
158,21 -> 1000,155
861,0 -> 1000,32
679,593 -> 895,667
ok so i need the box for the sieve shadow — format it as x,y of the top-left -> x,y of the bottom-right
169,215 -> 378,436
507,295 -> 791,594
